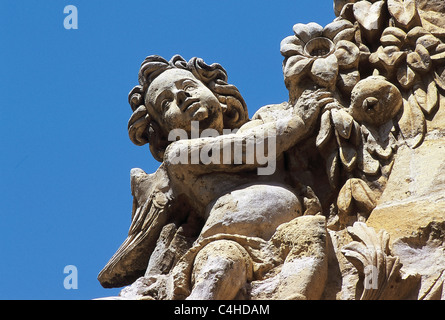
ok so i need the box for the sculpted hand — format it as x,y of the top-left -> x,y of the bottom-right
295,89 -> 336,127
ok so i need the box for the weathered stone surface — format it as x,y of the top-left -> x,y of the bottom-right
98,0 -> 445,300
367,138 -> 445,242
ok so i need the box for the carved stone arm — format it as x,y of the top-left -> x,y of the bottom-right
164,90 -> 334,178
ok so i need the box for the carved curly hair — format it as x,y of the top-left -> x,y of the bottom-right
128,55 -> 249,162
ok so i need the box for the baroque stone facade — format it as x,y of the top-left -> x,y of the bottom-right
98,0 -> 445,300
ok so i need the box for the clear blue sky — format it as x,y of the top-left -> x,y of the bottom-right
0,0 -> 335,299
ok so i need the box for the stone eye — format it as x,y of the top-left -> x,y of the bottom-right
182,81 -> 196,92
161,99 -> 172,112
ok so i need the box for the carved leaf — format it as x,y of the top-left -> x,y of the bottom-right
431,51 -> 445,62
331,108 -> 353,139
413,76 -> 439,115
334,0 -> 355,17
406,44 -> 432,73
341,146 -> 357,172
381,26 -> 407,41
337,137 -> 357,172
416,34 -> 441,51
375,143 -> 393,160
387,0 -> 419,28
365,123 -> 394,160
430,43 -> 445,62
351,180 -> 377,214
397,64 -> 417,89
326,151 -> 340,190
380,34 -> 403,47
341,241 -> 371,274
380,27 -> 405,51
337,69 -> 361,96
316,110 -> 333,149
337,179 -> 353,215
333,27 -> 356,44
398,93 -> 426,148
353,1 -> 385,32
349,120 -> 362,147
357,145 -> 380,176
406,26 -> 428,45
337,178 -> 377,216
342,222 -> 404,300
380,46 -> 407,67
347,222 -> 384,251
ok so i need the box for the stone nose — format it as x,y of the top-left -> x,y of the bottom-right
176,90 -> 191,108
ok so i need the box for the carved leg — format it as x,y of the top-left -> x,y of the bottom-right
187,240 -> 251,300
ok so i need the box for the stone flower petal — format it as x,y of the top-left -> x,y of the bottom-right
416,34 -> 441,51
323,20 -> 355,41
283,55 -> 314,84
406,26 -> 429,45
380,27 -> 406,47
358,43 -> 371,62
407,44 -> 432,73
380,34 -> 403,48
431,51 -> 445,62
333,28 -> 356,44
431,43 -> 445,62
382,26 -> 407,40
335,40 -> 360,69
310,54 -> 339,88
280,35 -> 305,57
293,22 -> 323,43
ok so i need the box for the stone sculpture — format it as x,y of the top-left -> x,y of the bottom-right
98,0 -> 445,300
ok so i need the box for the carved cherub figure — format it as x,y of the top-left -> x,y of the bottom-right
99,55 -> 334,299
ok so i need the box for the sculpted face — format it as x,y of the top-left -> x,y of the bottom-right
146,68 -> 224,135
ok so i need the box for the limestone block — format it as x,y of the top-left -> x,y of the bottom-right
367,135 -> 445,299
250,215 -> 328,300
367,137 -> 445,242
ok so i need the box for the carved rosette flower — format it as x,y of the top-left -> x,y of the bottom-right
281,21 -> 360,102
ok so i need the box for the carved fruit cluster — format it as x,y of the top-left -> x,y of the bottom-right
282,0 -> 445,228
